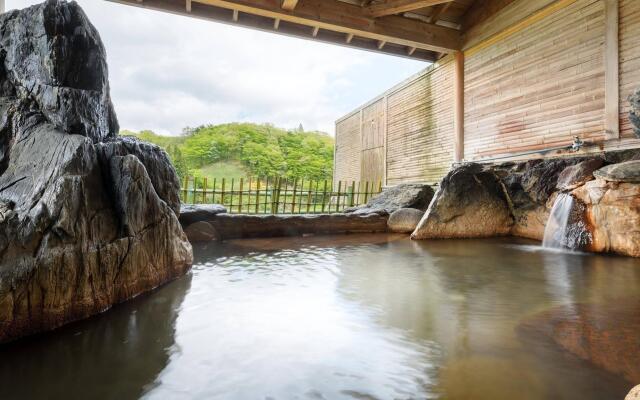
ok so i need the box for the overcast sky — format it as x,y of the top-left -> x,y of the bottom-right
7,0 -> 427,135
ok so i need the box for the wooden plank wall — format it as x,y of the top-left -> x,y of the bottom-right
463,0 -> 606,160
361,99 -> 385,183
334,59 -> 455,186
386,57 -> 455,185
620,0 -> 640,138
334,112 -> 361,184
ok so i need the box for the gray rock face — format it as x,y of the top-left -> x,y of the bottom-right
556,158 -> 603,190
0,0 -> 192,343
387,208 -> 424,233
593,160 -> 640,183
179,203 -> 228,226
629,88 -> 640,138
412,163 -> 513,239
346,183 -> 435,215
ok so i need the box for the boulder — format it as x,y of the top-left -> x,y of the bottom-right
345,183 -> 434,215
0,1 -> 192,343
572,179 -> 640,257
179,203 -> 227,226
556,158 -> 603,190
627,385 -> 640,400
411,163 -> 513,239
593,160 -> 640,183
184,221 -> 220,242
518,300 -> 640,384
629,88 -> 640,138
387,208 -> 424,233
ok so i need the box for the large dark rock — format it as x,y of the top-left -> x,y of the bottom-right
345,183 -> 434,215
412,163 -> 513,239
629,88 -> 640,138
0,1 -> 192,343
556,158 -> 603,190
593,160 -> 640,183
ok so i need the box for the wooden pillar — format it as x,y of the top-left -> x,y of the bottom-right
604,0 -> 619,139
454,51 -> 465,162
383,95 -> 388,186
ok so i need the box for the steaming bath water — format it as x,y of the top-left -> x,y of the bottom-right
0,234 -> 637,399
542,193 -> 575,249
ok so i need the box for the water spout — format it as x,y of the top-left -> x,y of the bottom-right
542,193 -> 575,249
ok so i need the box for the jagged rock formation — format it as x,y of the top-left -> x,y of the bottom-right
411,151 -> 640,257
345,183 -> 435,215
629,88 -> 640,138
0,0 -> 192,343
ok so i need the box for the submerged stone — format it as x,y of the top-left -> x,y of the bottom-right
0,0 -> 192,342
387,208 -> 424,233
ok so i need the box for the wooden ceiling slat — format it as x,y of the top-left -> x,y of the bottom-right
365,0 -> 455,18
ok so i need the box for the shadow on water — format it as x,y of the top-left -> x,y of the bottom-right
0,274 -> 192,400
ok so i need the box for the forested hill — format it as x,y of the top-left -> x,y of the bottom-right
122,123 -> 334,181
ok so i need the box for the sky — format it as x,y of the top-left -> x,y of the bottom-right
7,0 -> 427,135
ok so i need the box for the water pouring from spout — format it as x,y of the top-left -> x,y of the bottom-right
542,193 -> 575,249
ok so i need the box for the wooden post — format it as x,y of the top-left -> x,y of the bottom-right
350,181 -> 356,206
255,178 -> 261,214
203,177 -> 208,203
321,180 -> 328,213
193,176 -> 198,204
238,178 -> 244,213
221,178 -> 226,206
265,177 -> 270,213
212,178 -> 217,204
182,175 -> 188,203
454,50 -> 465,162
336,181 -> 342,212
364,181 -> 370,204
291,178 -> 298,214
306,181 -> 312,214
230,178 -> 235,212
605,0 -> 620,139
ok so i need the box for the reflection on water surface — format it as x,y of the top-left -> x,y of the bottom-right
0,234 -> 638,399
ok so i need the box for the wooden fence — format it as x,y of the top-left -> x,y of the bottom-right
180,176 -> 382,214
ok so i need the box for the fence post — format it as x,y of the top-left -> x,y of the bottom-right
230,178 -> 235,213
212,178 -> 217,204
221,178 -> 226,206
313,180 -> 320,213
203,177 -> 208,203
321,180 -> 328,213
182,176 -> 188,203
291,178 -> 298,214
364,181 -> 370,204
265,177 -> 271,213
256,178 -> 261,214
350,181 -> 356,207
238,178 -> 244,213
193,176 -> 198,204
306,180 -> 312,214
336,180 -> 342,212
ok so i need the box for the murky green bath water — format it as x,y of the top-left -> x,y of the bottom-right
0,234 -> 638,399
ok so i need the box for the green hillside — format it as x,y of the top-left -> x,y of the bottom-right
121,123 -> 334,181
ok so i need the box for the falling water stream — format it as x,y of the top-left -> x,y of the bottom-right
542,193 -> 575,249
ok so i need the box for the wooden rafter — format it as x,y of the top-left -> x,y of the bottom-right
191,0 -> 461,52
428,1 -> 451,24
365,0 -> 454,18
281,0 -> 298,11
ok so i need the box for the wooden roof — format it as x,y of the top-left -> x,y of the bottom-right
108,0 -> 509,62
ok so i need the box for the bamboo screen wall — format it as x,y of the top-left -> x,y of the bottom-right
463,0 -> 606,160
334,58 -> 455,186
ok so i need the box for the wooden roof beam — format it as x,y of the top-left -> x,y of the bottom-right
365,0 -> 454,18
281,0 -> 298,11
428,1 -> 451,24
194,0 -> 462,53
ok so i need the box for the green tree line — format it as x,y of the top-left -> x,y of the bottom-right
121,123 -> 334,181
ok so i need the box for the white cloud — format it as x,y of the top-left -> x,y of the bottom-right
7,0 -> 427,135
